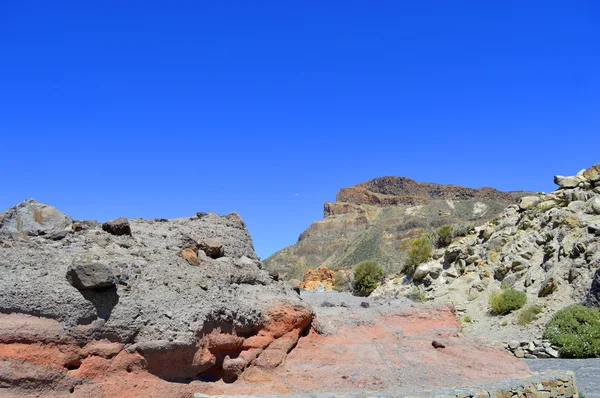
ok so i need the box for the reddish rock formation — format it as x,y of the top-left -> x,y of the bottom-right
299,266 -> 335,290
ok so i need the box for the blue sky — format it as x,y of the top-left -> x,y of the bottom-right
1,1 -> 598,259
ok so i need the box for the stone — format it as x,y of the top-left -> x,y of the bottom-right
538,274 -> 558,297
589,197 -> 600,215
177,247 -> 200,266
545,347 -> 560,358
198,238 -> 224,259
519,196 -> 542,210
66,262 -> 116,290
0,199 -> 72,240
508,340 -> 520,350
360,301 -> 370,308
514,349 -> 525,358
102,217 -> 132,236
413,262 -> 432,281
554,175 -> 583,188
588,223 -> 600,236
583,163 -> 600,182
432,340 -> 446,349
72,220 -> 98,232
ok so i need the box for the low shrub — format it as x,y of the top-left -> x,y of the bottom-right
405,235 -> 432,273
517,305 -> 543,326
353,261 -> 384,297
543,304 -> 600,358
434,225 -> 454,248
406,287 -> 428,302
489,288 -> 526,315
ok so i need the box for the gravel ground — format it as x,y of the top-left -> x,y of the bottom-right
525,359 -> 600,398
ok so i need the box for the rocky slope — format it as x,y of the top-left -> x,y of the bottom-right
0,199 -> 311,396
265,176 -> 528,279
372,163 -> 600,345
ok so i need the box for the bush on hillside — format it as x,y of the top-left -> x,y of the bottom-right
489,287 -> 526,315
405,235 -> 432,273
353,261 -> 384,297
517,305 -> 543,326
543,305 -> 600,358
433,225 -> 454,248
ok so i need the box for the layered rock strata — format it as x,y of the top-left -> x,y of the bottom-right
0,199 -> 312,396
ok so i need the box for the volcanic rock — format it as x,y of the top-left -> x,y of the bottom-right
102,217 -> 132,236
299,265 -> 335,290
66,262 -> 116,290
0,198 -> 72,240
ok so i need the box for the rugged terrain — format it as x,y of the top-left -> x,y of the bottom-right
0,200 -> 311,396
372,163 -> 600,345
0,198 -> 557,397
265,176 -> 529,280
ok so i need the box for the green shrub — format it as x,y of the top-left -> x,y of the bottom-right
434,225 -> 454,248
405,235 -> 432,272
463,315 -> 472,323
543,305 -> 600,358
353,261 -> 384,296
517,305 -> 543,326
489,288 -> 527,315
406,287 -> 428,302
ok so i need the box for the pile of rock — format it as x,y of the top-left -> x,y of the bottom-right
505,339 -> 560,359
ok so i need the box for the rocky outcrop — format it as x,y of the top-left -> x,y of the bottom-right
299,265 -> 335,290
0,200 -> 312,396
372,163 -> 600,346
265,176 -> 528,279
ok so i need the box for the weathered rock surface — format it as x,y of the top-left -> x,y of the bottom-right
299,265 -> 335,290
0,200 -> 312,396
372,162 -> 600,347
0,198 -> 72,240
265,176 -> 529,279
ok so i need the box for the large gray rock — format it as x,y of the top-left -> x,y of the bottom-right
66,262 -> 116,290
0,199 -> 307,346
0,199 -> 72,240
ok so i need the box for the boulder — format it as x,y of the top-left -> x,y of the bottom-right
538,273 -> 558,297
199,238 -> 224,259
413,262 -> 432,281
0,199 -> 72,240
519,196 -> 541,210
66,262 -> 116,290
102,217 -> 132,236
554,175 -> 583,188
583,163 -> 600,182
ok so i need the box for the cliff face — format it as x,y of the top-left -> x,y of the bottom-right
265,176 -> 528,279
0,200 -> 311,396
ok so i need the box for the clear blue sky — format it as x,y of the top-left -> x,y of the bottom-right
1,1 -> 598,259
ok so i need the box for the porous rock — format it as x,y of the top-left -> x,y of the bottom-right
66,262 -> 116,290
102,217 -> 132,236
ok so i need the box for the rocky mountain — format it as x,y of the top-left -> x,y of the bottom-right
0,199 -> 311,396
265,176 -> 529,279
372,163 -> 600,344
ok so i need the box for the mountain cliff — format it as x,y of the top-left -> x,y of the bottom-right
265,176 -> 529,279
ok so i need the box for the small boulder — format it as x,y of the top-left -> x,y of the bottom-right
432,340 -> 446,349
583,163 -> 600,182
177,247 -> 200,266
360,302 -> 370,308
102,217 -> 132,236
199,238 -> 224,259
585,268 -> 600,307
73,220 -> 98,232
519,196 -> 542,210
538,274 -> 558,297
66,262 -> 116,290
